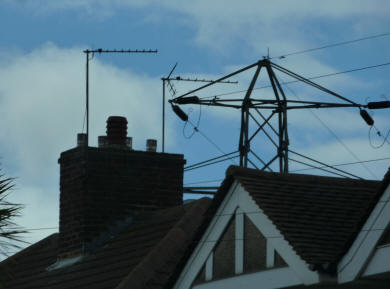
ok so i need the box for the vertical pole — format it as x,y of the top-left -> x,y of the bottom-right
162,79 -> 166,152
283,105 -> 288,173
278,109 -> 283,173
244,108 -> 249,167
239,107 -> 244,167
86,51 -> 89,146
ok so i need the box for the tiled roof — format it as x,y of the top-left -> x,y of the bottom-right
227,166 -> 384,270
0,198 -> 211,289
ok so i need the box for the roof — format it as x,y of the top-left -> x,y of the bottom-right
229,166 -> 384,268
0,198 -> 211,289
2,167 -> 388,289
168,166 -> 387,282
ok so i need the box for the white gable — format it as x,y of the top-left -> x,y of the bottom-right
338,182 -> 390,283
173,181 -> 320,289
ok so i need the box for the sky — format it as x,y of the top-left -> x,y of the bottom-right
0,0 -> 390,255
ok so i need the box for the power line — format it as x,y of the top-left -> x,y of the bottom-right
187,119 -> 227,156
28,227 -> 58,231
16,227 -> 58,231
185,151 -> 238,171
183,106 -> 202,139
274,31 -> 390,59
290,157 -> 390,173
184,179 -> 224,186
282,79 -> 378,179
184,154 -> 239,172
200,61 -> 390,99
369,125 -> 390,149
184,156 -> 390,186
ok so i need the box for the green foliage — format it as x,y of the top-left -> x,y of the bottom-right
0,171 -> 26,256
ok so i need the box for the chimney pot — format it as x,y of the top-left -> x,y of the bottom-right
77,133 -> 87,147
106,116 -> 127,146
126,137 -> 133,150
98,136 -> 107,148
146,139 -> 157,152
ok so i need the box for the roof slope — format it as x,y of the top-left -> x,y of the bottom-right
0,198 -> 211,289
228,166 -> 382,269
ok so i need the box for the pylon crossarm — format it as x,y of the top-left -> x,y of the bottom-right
172,60 -> 263,101
190,98 -> 363,110
284,104 -> 361,110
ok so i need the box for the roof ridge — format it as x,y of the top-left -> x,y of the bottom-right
226,165 -> 381,184
115,198 -> 211,289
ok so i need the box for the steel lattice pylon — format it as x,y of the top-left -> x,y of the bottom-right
170,58 -> 389,176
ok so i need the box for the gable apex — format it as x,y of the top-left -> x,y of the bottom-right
225,166 -> 382,271
173,182 -> 319,289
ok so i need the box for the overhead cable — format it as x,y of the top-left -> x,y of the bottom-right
369,126 -> 390,149
291,157 -> 390,173
274,31 -> 390,59
201,61 -> 390,99
283,81 -> 377,179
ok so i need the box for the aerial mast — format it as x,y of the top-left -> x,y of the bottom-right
161,63 -> 237,152
83,48 -> 157,146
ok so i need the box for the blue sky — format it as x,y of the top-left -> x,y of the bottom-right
0,0 -> 390,254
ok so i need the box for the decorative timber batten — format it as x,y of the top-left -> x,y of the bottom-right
58,116 -> 186,259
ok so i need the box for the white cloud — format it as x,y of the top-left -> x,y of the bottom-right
12,1 -> 390,52
2,0 -> 390,253
0,43 -> 172,247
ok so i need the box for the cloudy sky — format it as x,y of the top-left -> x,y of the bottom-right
0,0 -> 390,255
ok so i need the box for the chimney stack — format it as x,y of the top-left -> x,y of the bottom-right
58,116 -> 185,259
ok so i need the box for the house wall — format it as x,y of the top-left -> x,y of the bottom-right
213,218 -> 235,279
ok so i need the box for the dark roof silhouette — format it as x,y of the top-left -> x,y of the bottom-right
1,166 -> 389,288
0,198 -> 211,289
169,166 -> 386,281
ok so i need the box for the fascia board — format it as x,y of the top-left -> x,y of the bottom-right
173,181 -> 240,289
192,267 -> 301,289
363,245 -> 390,276
338,183 -> 390,283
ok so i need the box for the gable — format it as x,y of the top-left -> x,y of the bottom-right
233,170 -> 381,268
173,181 -> 319,289
338,180 -> 390,283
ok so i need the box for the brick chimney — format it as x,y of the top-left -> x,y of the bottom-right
58,116 -> 185,258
